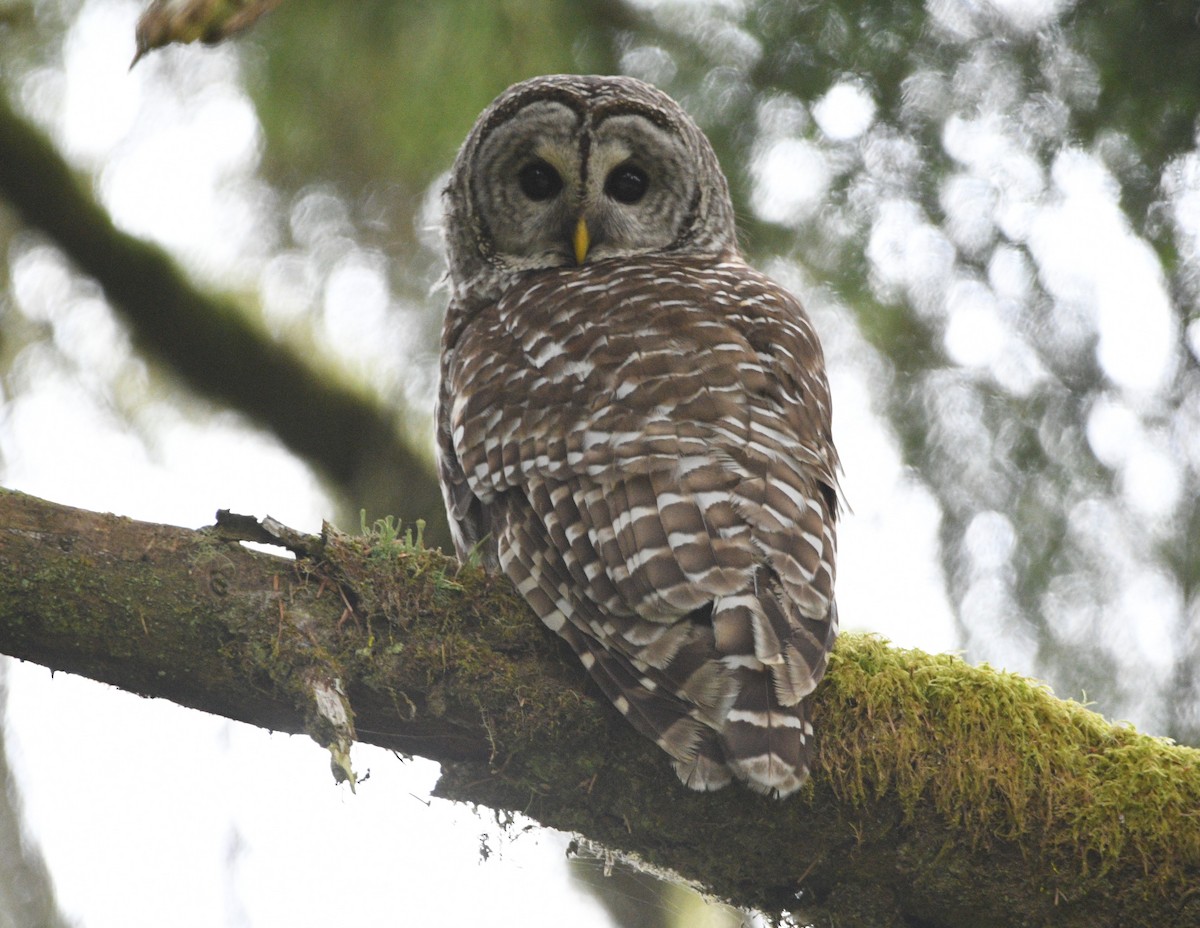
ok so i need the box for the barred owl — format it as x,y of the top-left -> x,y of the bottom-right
436,75 -> 840,797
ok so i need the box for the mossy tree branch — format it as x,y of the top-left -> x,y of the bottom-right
1,487 -> 1197,928
0,90 -> 448,548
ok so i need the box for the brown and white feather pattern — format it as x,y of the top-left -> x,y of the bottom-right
437,252 -> 839,797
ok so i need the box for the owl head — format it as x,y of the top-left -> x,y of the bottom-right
443,74 -> 739,307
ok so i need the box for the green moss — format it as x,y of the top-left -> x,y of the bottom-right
817,634 -> 1200,892
273,520 -> 1197,914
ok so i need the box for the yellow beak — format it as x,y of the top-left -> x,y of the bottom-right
573,217 -> 590,265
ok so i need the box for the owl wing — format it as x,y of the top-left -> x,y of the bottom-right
437,255 -> 839,796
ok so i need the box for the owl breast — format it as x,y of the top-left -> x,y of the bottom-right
437,252 -> 840,797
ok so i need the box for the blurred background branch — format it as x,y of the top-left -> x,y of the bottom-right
0,88 -> 448,546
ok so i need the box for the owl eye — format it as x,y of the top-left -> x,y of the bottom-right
604,163 -> 649,204
517,160 -> 563,201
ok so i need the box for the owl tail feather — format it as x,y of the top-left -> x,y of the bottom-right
719,668 -> 812,798
672,731 -> 732,791
568,628 -> 719,768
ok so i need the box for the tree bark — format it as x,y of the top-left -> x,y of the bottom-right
0,487 -> 1196,928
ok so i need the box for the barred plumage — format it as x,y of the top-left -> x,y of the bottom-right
437,75 -> 840,797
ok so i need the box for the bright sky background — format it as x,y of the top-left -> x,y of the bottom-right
3,0 -> 1191,925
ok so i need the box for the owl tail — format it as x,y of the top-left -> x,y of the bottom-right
718,667 -> 813,798
565,626 -> 721,769
672,731 -> 732,792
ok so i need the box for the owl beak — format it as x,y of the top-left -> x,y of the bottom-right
573,217 -> 590,265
